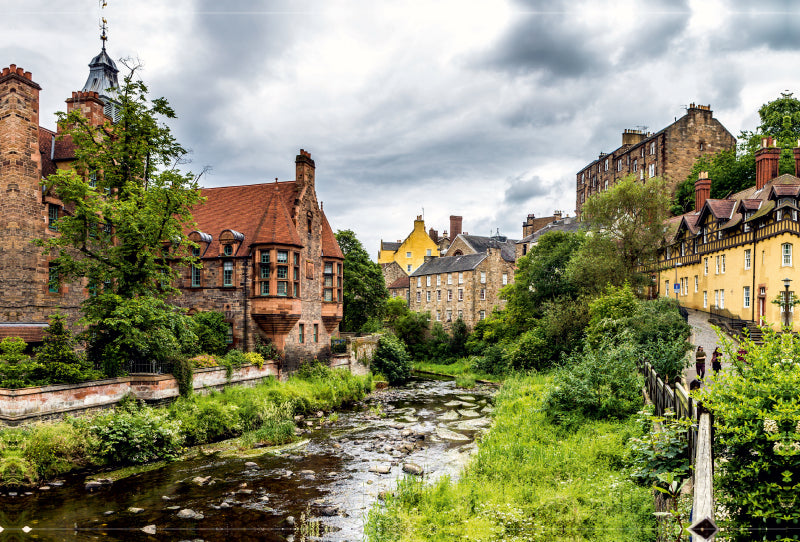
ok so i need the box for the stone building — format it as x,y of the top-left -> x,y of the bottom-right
521,211 -> 563,238
655,137 -> 800,331
0,50 -> 121,344
408,248 -> 515,329
377,216 -> 441,274
446,232 -> 517,259
379,261 -> 407,290
387,275 -> 410,301
516,215 -> 584,259
174,150 -> 344,370
575,103 -> 735,216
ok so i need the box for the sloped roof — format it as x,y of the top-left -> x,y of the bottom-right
38,127 -> 57,178
388,275 -> 410,289
456,234 -> 518,262
410,253 -> 487,276
249,183 -> 304,248
320,209 -> 344,259
192,181 -> 301,254
381,241 -> 401,252
519,216 -> 584,244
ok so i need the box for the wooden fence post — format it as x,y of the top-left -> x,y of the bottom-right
689,412 -> 717,540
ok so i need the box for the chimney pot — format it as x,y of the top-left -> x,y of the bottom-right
695,173 -> 711,210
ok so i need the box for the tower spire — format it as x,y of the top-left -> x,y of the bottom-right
99,1 -> 108,50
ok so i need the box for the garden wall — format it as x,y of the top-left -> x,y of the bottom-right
0,362 -> 278,426
329,333 -> 380,376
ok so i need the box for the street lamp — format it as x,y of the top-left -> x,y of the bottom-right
674,261 -> 682,303
783,277 -> 792,328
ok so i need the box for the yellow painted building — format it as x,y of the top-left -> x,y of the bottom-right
656,140 -> 800,331
378,216 -> 440,274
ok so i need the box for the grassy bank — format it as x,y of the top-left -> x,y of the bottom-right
412,359 -> 501,383
0,364 -> 372,487
366,373 -> 654,541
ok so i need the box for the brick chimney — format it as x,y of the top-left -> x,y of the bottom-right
755,137 -> 780,190
794,140 -> 800,177
449,215 -> 462,240
695,171 -> 711,210
65,90 -> 106,127
429,228 -> 438,242
295,148 -> 315,189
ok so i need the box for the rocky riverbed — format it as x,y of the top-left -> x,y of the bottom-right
0,377 -> 495,541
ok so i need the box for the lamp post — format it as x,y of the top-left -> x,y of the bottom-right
674,261 -> 682,303
783,277 -> 792,328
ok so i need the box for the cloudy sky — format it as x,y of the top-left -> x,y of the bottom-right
4,0 -> 800,258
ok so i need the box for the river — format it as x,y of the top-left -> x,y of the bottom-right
0,377 -> 495,541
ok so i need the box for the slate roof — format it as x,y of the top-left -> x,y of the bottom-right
410,253 -> 486,276
456,234 -> 518,262
388,275 -> 410,289
518,216 -> 584,244
380,241 -> 401,252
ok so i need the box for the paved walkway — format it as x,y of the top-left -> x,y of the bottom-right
684,308 -> 736,386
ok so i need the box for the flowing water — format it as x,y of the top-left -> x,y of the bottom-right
0,377 -> 495,541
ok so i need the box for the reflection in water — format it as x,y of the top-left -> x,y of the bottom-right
0,377 -> 494,541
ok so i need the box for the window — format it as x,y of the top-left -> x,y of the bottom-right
436,275 -> 441,286
223,244 -> 233,256
783,243 -> 793,266
260,280 -> 269,295
704,257 -> 708,275
703,291 -> 708,308
277,250 -> 288,263
480,272 -> 486,284
293,266 -> 299,281
720,254 -> 726,273
226,323 -> 233,345
313,324 -> 319,343
777,210 -> 783,222
604,179 -> 609,190
447,289 -> 452,301
436,311 -> 441,321
479,310 -> 486,321
192,265 -> 202,288
744,286 -> 751,308
604,158 -> 609,171
648,163 -> 655,178
457,310 -> 463,319
665,280 -> 669,297
650,141 -> 656,155
48,263 -> 59,293
714,289 -> 719,307
47,204 -> 59,231
446,310 -> 452,322
223,261 -> 233,287
720,289 -> 725,309
458,272 -> 464,285
715,256 -> 720,274
427,249 -> 432,256
632,159 -> 638,172
426,276 -> 431,287
694,275 -> 698,293
416,291 -> 421,302
88,171 -> 97,188
417,277 -> 422,287
616,159 -> 622,172
407,264 -> 411,272
447,274 -> 452,285
458,289 -> 463,301
426,291 -> 431,302
293,282 -> 299,297
480,288 -> 486,300
277,266 -> 288,279
406,251 -> 412,258
298,324 -> 304,344
277,281 -> 288,296
293,253 -> 299,266
502,273 -> 508,286
437,290 -> 441,301
744,249 -> 751,270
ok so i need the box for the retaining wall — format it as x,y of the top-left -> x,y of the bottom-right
0,362 -> 278,426
329,334 -> 379,375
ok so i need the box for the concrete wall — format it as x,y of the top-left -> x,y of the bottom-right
0,362 -> 278,426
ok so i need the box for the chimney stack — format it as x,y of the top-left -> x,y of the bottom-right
449,215 -> 462,240
794,140 -> 800,177
695,171 -> 711,210
755,137 -> 780,190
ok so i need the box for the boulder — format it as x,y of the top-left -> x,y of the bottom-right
402,463 -> 424,476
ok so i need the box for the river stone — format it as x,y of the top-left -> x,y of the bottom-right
299,469 -> 315,476
165,506 -> 180,511
444,400 -> 472,407
481,406 -> 494,413
332,442 -> 342,449
319,506 -> 339,516
401,429 -> 413,437
457,395 -> 476,402
177,508 -> 203,520
38,486 -> 50,491
369,463 -> 392,474
103,510 -> 115,516
244,461 -> 258,469
286,516 -> 296,527
436,426 -> 471,441
85,481 -> 103,490
237,489 -> 253,495
457,409 -> 481,418
454,418 -> 490,431
141,525 -> 156,535
402,463 -> 424,476
191,476 -> 211,485
438,411 -> 459,421
128,507 -> 144,514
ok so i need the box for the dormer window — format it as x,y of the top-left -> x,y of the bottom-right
219,229 -> 244,256
224,244 -> 233,256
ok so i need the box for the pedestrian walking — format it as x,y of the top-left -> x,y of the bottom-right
695,346 -> 707,379
712,347 -> 722,374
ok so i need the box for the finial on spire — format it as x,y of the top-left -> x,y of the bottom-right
99,1 -> 108,50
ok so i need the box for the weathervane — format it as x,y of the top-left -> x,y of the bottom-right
99,0 -> 108,50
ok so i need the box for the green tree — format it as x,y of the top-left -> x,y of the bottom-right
565,234 -> 630,294
335,229 -> 389,332
581,175 -> 671,275
191,310 -> 229,356
35,313 -> 99,384
38,64 -> 203,375
371,333 -> 412,385
503,231 -> 584,330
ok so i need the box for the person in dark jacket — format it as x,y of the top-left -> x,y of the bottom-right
711,347 -> 722,374
695,346 -> 707,379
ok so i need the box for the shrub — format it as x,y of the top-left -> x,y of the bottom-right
503,328 -> 549,372
296,358 -> 332,380
543,342 -> 643,427
626,409 -> 691,489
190,353 -> 218,368
191,311 -> 229,356
35,313 -> 100,384
372,334 -> 412,385
90,403 -> 184,465
449,317 -> 469,359
172,356 -> 194,397
0,337 -> 45,388
244,351 -> 265,368
254,336 -> 280,361
472,343 -> 508,376
23,421 -> 90,481
220,349 -> 248,379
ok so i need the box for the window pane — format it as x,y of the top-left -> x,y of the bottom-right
277,266 -> 288,279
277,250 -> 288,263
277,282 -> 288,296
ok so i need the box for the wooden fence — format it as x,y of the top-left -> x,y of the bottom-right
641,362 -> 718,540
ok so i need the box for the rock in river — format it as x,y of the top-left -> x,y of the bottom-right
177,508 -> 204,520
402,463 -> 424,476
369,463 -> 392,474
436,426 -> 471,441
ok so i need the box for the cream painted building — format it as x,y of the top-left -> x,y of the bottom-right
378,216 -> 440,274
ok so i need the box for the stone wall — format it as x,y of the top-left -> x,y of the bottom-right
0,362 -> 278,426
329,333 -> 379,376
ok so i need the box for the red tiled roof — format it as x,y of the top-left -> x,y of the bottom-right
38,127 -> 57,178
320,209 -> 343,259
771,184 -> 800,198
250,183 -> 304,247
53,134 -> 76,161
193,181 -> 303,254
0,324 -> 47,343
388,275 -> 410,289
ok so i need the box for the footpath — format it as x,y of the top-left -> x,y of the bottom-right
684,308 -> 735,385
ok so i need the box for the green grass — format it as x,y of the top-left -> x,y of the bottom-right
366,373 -> 655,541
412,359 -> 501,383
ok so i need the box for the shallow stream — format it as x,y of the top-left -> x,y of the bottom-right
0,377 -> 495,541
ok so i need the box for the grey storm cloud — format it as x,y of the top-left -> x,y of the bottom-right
504,174 -> 552,204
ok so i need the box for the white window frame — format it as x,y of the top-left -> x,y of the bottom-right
703,291 -> 708,308
665,280 -> 670,297
720,289 -> 725,309
426,291 -> 431,302
458,272 -> 464,285
480,272 -> 486,284
648,163 -> 655,178
783,243 -> 793,266
744,286 -> 751,308
426,276 -> 431,287
704,257 -> 708,275
417,277 -> 422,287
502,273 -> 508,286
715,256 -> 720,274
650,141 -> 656,155
480,288 -> 486,300
694,275 -> 698,293
744,249 -> 751,270
714,289 -> 719,307
720,254 -> 726,273
436,275 -> 441,286
458,288 -> 463,301
447,273 -> 452,285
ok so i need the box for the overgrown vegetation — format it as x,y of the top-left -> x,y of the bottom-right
366,374 -> 655,541
0,365 -> 372,487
